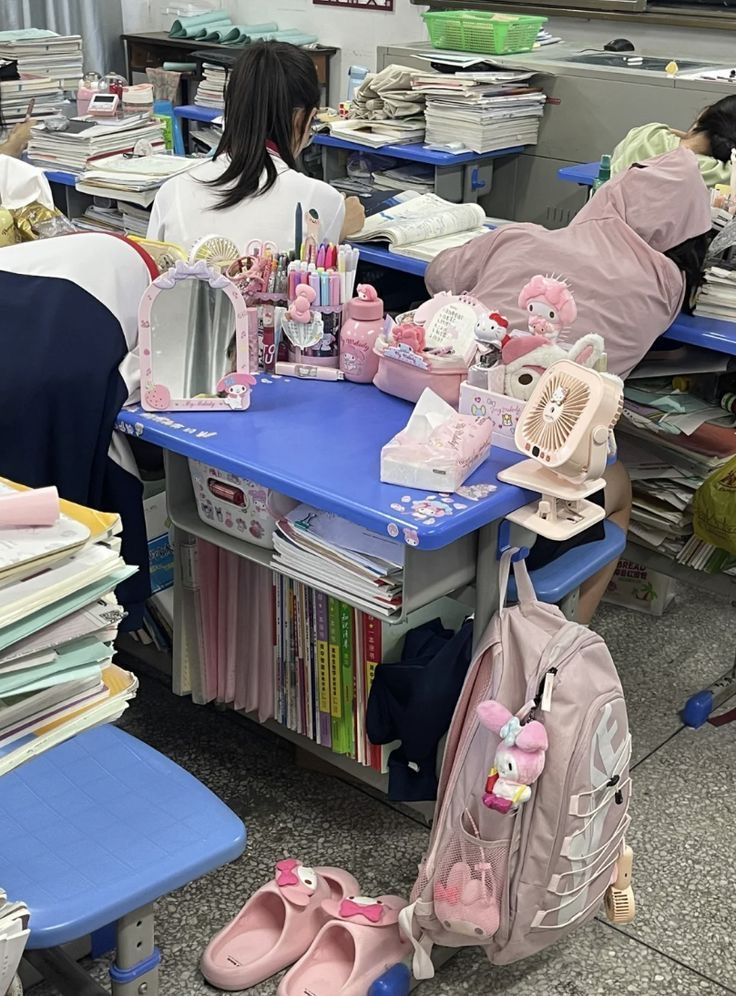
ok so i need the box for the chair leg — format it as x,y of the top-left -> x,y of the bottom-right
109,904 -> 161,996
24,948 -> 110,996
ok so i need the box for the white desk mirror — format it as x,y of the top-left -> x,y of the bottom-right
139,260 -> 255,412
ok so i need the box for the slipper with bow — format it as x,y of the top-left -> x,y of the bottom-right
200,859 -> 360,991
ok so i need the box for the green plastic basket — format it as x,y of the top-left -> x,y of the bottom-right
422,10 -> 547,56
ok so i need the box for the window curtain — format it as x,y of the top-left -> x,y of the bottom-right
2,0 -> 125,77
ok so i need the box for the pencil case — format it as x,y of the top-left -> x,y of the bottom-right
373,341 -> 471,406
189,460 -> 297,548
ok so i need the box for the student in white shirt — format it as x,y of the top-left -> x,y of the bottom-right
147,42 -> 364,250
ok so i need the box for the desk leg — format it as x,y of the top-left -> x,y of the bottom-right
473,520 -> 501,649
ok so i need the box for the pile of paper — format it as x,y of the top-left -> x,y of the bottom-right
27,116 -> 166,177
414,72 -> 546,155
0,74 -> 65,127
0,29 -> 82,89
271,505 -> 404,617
194,63 -> 228,110
372,162 -> 434,194
0,481 -> 138,775
75,153 -> 199,206
695,264 -> 736,321
0,893 -> 28,996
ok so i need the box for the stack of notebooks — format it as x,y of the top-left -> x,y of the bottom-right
617,367 -> 736,573
413,72 -> 547,155
76,153 -> 199,208
0,29 -> 83,90
695,263 -> 736,321
372,162 -> 434,195
194,63 -> 228,110
0,480 -> 138,775
0,894 -> 29,996
351,191 -> 487,262
0,73 -> 64,127
27,116 -> 166,177
74,201 -> 151,237
271,504 -> 404,617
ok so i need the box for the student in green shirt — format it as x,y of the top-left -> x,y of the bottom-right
612,94 -> 736,187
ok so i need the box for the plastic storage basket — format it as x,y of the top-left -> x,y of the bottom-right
422,10 -> 546,56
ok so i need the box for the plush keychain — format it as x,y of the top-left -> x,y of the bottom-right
473,312 -> 509,367
476,700 -> 548,813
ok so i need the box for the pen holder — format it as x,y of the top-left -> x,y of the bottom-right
290,306 -> 343,368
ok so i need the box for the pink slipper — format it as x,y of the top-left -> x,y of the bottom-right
277,894 -> 410,996
201,859 -> 360,991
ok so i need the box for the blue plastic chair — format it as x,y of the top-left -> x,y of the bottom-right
0,725 -> 246,996
505,520 -> 627,607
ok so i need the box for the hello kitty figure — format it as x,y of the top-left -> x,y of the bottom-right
474,312 -> 509,367
216,372 -> 257,410
518,275 -> 577,342
477,700 -> 548,814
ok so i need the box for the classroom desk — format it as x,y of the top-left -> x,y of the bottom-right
116,377 -> 532,653
356,244 -> 428,278
558,161 -> 598,187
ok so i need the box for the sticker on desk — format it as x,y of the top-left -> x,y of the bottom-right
455,483 -> 497,501
116,409 -> 219,440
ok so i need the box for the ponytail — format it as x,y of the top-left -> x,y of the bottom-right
208,42 -> 320,209
692,94 -> 736,165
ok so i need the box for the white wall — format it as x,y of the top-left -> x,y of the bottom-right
121,0 -> 429,103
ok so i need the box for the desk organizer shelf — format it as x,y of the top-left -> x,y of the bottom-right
166,451 -> 477,622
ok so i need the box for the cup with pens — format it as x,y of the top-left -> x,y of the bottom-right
286,241 -> 360,370
227,241 -> 291,373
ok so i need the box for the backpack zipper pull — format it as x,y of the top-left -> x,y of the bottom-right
540,668 -> 557,712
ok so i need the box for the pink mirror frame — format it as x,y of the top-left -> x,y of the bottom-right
139,259 -> 255,412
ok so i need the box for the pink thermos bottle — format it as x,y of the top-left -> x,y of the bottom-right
339,284 -> 384,383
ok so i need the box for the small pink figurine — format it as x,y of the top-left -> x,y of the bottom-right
288,283 -> 317,323
356,283 -> 379,302
476,700 -> 548,814
518,275 -> 577,341
390,322 -> 426,353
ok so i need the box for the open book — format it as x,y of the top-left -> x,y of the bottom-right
351,192 -> 488,261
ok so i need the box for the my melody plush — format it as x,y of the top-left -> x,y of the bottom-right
476,700 -> 548,814
469,275 -> 606,401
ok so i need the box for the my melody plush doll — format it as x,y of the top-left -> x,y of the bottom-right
518,275 -> 577,341
476,700 -> 548,814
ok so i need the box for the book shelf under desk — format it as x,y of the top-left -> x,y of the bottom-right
164,450 -> 478,623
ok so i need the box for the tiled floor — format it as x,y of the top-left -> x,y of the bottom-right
29,585 -> 736,996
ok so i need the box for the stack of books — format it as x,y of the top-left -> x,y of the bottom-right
0,893 -> 29,996
0,481 -> 138,775
695,264 -> 736,321
27,116 -> 166,177
76,153 -> 198,207
73,201 -> 151,237
194,63 -> 228,110
0,29 -> 83,90
271,504 -> 404,617
0,73 -> 64,127
414,72 -> 546,154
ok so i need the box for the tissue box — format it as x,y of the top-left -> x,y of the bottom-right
381,388 -> 492,492
459,381 -> 525,453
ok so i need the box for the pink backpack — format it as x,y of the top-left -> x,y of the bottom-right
400,551 -> 632,977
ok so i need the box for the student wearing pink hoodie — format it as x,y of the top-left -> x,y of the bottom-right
427,146 -> 712,621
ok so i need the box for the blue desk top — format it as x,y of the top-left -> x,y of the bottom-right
355,243 -> 428,278
663,311 -> 736,356
174,104 -> 221,124
117,378 -> 530,551
44,169 -> 76,187
314,133 -> 524,168
558,162 -> 598,187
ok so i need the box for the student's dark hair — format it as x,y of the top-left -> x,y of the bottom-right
692,94 -> 736,164
209,41 -> 320,209
664,231 -> 711,313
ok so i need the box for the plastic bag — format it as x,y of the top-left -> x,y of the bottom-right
693,454 -> 736,554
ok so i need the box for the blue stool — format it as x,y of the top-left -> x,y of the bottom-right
0,725 -> 246,996
506,520 -> 627,610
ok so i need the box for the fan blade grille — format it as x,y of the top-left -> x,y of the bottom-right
523,372 -> 591,454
